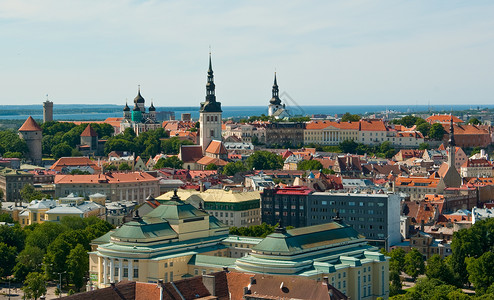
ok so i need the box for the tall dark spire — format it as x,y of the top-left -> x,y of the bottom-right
270,72 -> 281,105
200,52 -> 222,113
448,115 -> 455,147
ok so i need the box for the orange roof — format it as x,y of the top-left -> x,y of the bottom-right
397,131 -> 424,138
205,140 -> 227,155
442,124 -> 489,135
359,119 -> 387,131
50,157 -> 101,172
55,172 -> 157,184
179,145 -> 203,163
426,114 -> 464,124
462,158 -> 492,168
19,116 -> 42,131
81,124 -> 98,137
395,176 -> 439,188
196,156 -> 228,166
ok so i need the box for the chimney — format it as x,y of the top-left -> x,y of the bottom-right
250,277 -> 256,285
158,279 -> 164,300
222,266 -> 229,273
323,276 -> 329,285
110,281 -> 115,288
202,274 -> 216,296
243,287 -> 251,295
420,220 -> 425,232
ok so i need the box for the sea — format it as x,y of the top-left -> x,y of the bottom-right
0,104 -> 492,121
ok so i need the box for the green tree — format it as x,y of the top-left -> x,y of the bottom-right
22,272 -> 47,300
104,138 -> 135,155
154,156 -> 184,169
245,151 -> 283,170
0,223 -> 25,250
341,112 -> 361,122
389,248 -> 406,273
25,222 -> 65,251
66,244 -> 89,291
20,184 -> 49,202
44,230 -> 89,279
419,142 -> 430,150
405,277 -> 462,300
118,162 -> 132,171
466,251 -> 494,294
205,163 -> 218,170
103,163 -> 117,171
51,142 -> 73,159
429,123 -> 446,140
339,139 -> 358,154
13,245 -> 44,281
297,160 -> 323,171
404,248 -> 425,280
389,270 -> 402,296
160,137 -> 194,155
3,151 -> 23,158
416,122 -> 431,137
468,117 -> 481,125
0,129 -> 28,155
222,161 -> 248,176
426,254 -> 455,286
0,242 -> 17,276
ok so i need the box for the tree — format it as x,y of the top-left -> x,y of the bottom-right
416,122 -> 431,137
426,254 -> 455,286
51,142 -> 73,159
341,112 -> 360,122
466,251 -> 494,294
22,272 -> 47,300
406,277 -> 462,300
20,184 -> 49,201
418,142 -> 430,150
3,151 -> 23,158
429,123 -> 446,140
160,137 -> 194,155
0,223 -> 25,250
0,242 -> 17,277
389,270 -> 402,296
468,117 -> 481,125
66,244 -> 89,291
222,161 -> 248,176
297,160 -> 323,171
118,162 -> 132,171
404,248 -> 425,280
0,129 -> 28,155
205,163 -> 218,170
13,245 -> 44,281
339,139 -> 358,154
25,221 -> 65,251
245,151 -> 283,170
154,156 -> 183,169
389,248 -> 406,273
103,163 -> 117,171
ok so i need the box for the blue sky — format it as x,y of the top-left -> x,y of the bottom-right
1,1 -> 493,107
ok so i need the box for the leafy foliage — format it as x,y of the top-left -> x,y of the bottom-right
230,223 -> 279,238
222,161 -> 248,176
429,123 -> 446,140
20,184 -> 50,201
118,162 -> 132,171
22,272 -> 47,300
297,159 -> 323,171
341,112 -> 361,122
390,115 -> 426,127
0,129 -> 28,157
245,151 -> 283,170
404,248 -> 425,280
154,156 -> 184,169
66,244 -> 89,291
0,242 -> 17,277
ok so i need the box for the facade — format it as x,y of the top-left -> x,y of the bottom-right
0,167 -> 34,203
393,231 -> 452,259
261,187 -> 401,250
265,122 -> 305,148
43,100 -> 53,123
236,222 -> 389,300
199,54 -> 223,153
121,86 -> 161,136
18,116 -> 43,165
460,158 -> 493,178
79,125 -> 104,156
50,157 -> 102,174
157,189 -> 262,227
54,172 -> 160,202
89,191 -> 389,299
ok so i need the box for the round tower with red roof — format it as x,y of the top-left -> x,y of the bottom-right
18,116 -> 43,165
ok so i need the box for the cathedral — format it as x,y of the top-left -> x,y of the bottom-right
121,86 -> 161,135
267,72 -> 289,119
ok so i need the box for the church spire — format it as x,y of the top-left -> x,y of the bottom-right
270,72 -> 281,105
448,115 -> 455,147
205,52 -> 216,100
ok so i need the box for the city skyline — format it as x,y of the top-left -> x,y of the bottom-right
1,1 -> 493,106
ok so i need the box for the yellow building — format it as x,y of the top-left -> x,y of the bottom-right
157,189 -> 261,227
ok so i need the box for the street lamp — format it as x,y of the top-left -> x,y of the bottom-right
53,271 -> 66,299
6,275 -> 15,300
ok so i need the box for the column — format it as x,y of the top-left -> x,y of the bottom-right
109,258 -> 115,282
103,258 -> 108,285
120,189 -> 123,201
118,260 -> 123,282
128,260 -> 133,281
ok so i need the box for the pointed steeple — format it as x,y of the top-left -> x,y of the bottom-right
200,52 -> 222,113
270,72 -> 282,105
123,101 -> 130,112
149,101 -> 156,111
448,115 -> 455,147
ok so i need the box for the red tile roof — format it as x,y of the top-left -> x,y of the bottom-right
197,156 -> 228,166
55,172 -> 158,184
205,140 -> 227,155
50,157 -> 101,172
18,116 -> 42,132
359,119 -> 387,131
81,124 -> 98,137
426,114 -> 464,124
395,176 -> 439,188
179,145 -> 203,163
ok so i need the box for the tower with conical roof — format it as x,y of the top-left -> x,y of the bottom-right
438,115 -> 462,191
267,73 -> 287,118
199,53 -> 222,152
18,116 -> 42,165
134,85 -> 145,112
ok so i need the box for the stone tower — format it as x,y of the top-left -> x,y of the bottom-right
199,53 -> 222,152
268,73 -> 283,116
80,124 -> 98,151
43,99 -> 53,123
18,116 -> 42,165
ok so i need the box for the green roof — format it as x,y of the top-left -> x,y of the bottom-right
145,191 -> 209,223
253,222 -> 364,254
92,230 -> 113,245
111,219 -> 177,241
188,254 -> 236,267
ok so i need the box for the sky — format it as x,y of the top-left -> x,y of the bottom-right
1,0 -> 493,107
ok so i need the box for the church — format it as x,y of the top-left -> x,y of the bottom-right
121,86 -> 161,135
268,73 -> 289,119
